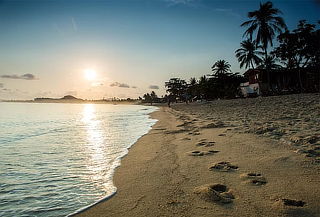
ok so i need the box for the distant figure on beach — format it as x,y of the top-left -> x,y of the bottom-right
168,94 -> 175,107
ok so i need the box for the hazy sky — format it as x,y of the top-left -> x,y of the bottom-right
0,0 -> 319,100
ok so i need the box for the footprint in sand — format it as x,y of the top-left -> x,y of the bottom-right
201,121 -> 225,129
274,198 -> 306,208
181,137 -> 191,141
240,173 -> 267,185
194,183 -> 235,204
188,150 -> 219,156
281,199 -> 306,207
188,131 -> 200,135
209,162 -> 238,172
176,121 -> 192,128
196,141 -> 215,147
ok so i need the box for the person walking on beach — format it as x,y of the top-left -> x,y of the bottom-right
168,95 -> 171,107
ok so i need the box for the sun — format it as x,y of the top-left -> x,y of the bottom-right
84,69 -> 97,81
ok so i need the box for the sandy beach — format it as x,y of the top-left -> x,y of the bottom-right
76,93 -> 320,217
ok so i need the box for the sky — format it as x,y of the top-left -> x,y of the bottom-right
0,0 -> 319,100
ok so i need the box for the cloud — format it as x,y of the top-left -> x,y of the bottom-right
213,8 -> 241,19
0,73 -> 37,80
119,83 -> 130,88
110,82 -> 130,88
165,0 -> 197,5
149,85 -> 159,89
164,0 -> 201,7
71,17 -> 78,32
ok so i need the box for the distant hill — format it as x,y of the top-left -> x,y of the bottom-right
60,95 -> 80,100
34,95 -> 83,102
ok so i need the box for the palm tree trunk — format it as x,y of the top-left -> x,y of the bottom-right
297,67 -> 304,93
264,46 -> 271,94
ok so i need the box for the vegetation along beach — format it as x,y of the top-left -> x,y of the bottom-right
0,0 -> 319,217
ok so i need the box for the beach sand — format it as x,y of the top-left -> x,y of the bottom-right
76,93 -> 320,217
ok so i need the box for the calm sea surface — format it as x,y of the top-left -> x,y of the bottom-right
0,102 -> 157,217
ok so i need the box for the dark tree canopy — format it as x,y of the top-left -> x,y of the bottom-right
235,39 -> 264,69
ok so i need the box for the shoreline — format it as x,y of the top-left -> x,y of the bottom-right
0,100 -> 141,105
67,106 -> 159,217
76,94 -> 320,217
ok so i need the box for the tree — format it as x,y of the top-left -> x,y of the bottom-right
292,20 -> 320,68
211,60 -> 231,75
241,1 -> 287,88
198,75 -> 209,100
143,91 -> 158,105
235,39 -> 264,69
274,20 -> 320,91
187,77 -> 198,100
165,78 -> 187,102
257,55 -> 282,71
150,91 -> 158,105
273,30 -> 298,69
143,93 -> 151,103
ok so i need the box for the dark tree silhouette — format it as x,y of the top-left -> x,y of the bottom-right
241,1 -> 287,88
257,55 -> 281,71
143,91 -> 158,105
198,75 -> 209,100
165,78 -> 187,102
187,77 -> 199,100
274,20 -> 320,91
150,91 -> 158,105
235,39 -> 264,69
211,60 -> 231,75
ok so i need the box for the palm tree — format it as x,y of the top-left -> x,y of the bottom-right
257,55 -> 282,71
241,1 -> 286,89
188,77 -> 198,100
235,39 -> 264,69
198,75 -> 209,100
211,60 -> 231,75
199,75 -> 208,85
189,77 -> 197,86
241,1 -> 286,57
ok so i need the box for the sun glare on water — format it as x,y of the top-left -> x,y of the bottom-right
84,69 -> 97,81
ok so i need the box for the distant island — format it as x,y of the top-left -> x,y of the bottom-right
34,95 -> 83,102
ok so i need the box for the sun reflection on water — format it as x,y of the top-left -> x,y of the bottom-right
81,104 -> 107,187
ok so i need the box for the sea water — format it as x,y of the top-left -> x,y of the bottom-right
0,102 -> 157,217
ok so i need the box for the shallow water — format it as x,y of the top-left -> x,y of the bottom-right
0,102 -> 157,217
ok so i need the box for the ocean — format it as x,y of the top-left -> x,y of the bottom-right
0,102 -> 157,217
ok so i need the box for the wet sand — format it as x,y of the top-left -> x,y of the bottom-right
76,93 -> 320,217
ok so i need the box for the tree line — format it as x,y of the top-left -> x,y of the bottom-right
142,1 -> 320,103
